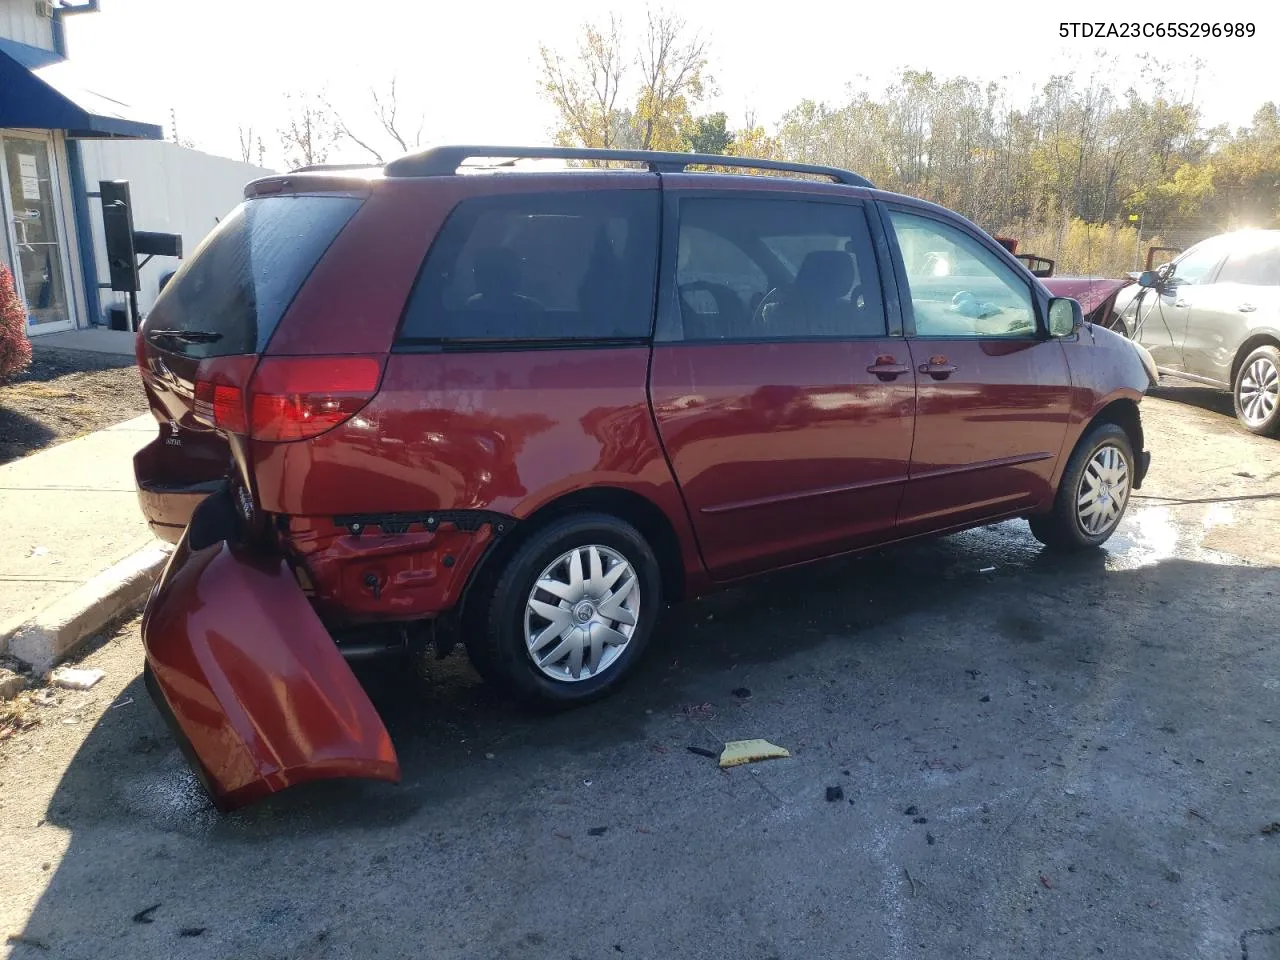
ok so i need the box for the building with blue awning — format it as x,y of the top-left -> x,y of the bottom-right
0,1 -> 272,337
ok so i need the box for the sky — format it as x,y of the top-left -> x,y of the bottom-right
63,0 -> 1278,172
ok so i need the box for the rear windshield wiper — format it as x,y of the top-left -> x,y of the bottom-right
148,328 -> 224,344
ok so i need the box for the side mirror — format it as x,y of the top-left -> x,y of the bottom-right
1047,297 -> 1083,337
1137,270 -> 1161,289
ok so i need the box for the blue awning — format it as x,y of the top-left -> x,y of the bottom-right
0,39 -> 162,140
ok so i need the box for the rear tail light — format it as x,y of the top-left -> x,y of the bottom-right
193,355 -> 383,443
249,356 -> 382,442
194,358 -> 253,434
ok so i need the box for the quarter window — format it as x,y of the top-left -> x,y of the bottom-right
888,210 -> 1036,338
669,198 -> 886,341
399,190 -> 660,342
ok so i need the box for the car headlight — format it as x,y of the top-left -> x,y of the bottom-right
1132,341 -> 1159,388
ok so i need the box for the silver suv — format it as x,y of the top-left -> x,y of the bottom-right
1125,229 -> 1280,435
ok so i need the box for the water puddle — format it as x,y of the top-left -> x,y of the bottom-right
1105,506 -> 1178,570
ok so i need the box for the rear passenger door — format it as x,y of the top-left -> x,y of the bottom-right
649,185 -> 916,581
881,205 -> 1072,534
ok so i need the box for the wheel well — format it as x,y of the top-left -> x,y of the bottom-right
1091,398 -> 1143,458
1231,334 -> 1280,387
461,487 -> 687,631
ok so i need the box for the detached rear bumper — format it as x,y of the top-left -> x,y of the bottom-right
141,491 -> 399,810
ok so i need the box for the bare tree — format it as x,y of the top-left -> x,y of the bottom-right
332,76 -> 427,163
238,125 -> 264,166
538,14 -> 628,148
279,92 -> 337,170
167,108 -> 196,150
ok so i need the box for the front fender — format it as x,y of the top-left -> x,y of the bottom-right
1051,324 -> 1153,492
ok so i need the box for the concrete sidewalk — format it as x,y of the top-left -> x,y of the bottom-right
0,415 -> 166,670
32,328 -> 135,356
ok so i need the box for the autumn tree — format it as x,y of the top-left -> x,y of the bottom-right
688,112 -> 733,154
538,14 -> 629,148
1203,103 -> 1280,229
727,111 -> 781,161
532,37 -> 1273,272
633,9 -> 710,150
538,8 -> 711,152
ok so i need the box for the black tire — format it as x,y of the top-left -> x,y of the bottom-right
465,512 -> 663,709
1232,344 -> 1280,437
1029,422 -> 1135,551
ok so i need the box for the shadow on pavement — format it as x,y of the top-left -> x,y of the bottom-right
1150,383 -> 1236,421
0,407 -> 56,464
13,520 -> 1280,959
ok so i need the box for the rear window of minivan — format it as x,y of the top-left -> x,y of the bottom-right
143,194 -> 362,359
398,190 -> 660,343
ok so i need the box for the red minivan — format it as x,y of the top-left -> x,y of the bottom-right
134,146 -> 1155,809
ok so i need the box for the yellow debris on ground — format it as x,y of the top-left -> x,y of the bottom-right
718,739 -> 791,768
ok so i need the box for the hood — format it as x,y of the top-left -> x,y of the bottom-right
1041,275 -> 1137,315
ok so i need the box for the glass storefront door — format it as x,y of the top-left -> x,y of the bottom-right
1,132 -> 76,333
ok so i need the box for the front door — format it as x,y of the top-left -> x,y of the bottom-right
1181,238 -> 1280,383
1,133 -> 75,334
649,187 -> 915,581
1133,235 -> 1233,372
881,205 -> 1073,534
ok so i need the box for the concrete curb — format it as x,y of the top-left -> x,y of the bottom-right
2,543 -> 171,675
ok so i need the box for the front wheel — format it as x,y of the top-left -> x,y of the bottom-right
465,513 -> 663,708
1029,422 -> 1134,551
1233,345 -> 1280,437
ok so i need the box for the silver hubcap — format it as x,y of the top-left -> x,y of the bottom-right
524,545 -> 640,682
1076,443 -> 1130,537
1238,357 -> 1279,427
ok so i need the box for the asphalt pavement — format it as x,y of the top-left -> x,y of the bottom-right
2,387 -> 1278,960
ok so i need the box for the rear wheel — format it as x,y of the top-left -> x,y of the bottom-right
465,513 -> 662,708
1029,422 -> 1134,551
1233,345 -> 1280,437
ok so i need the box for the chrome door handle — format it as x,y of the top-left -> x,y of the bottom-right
918,356 -> 957,380
1174,299 -> 1190,308
1239,303 -> 1257,313
866,356 -> 910,381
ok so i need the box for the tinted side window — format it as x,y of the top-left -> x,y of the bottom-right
670,198 -> 886,341
888,210 -> 1036,339
1216,245 -> 1280,286
677,226 -> 768,308
400,190 -> 659,342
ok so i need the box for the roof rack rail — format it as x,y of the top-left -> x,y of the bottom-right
382,145 -> 873,188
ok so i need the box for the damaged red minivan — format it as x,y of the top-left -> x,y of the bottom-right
135,145 -> 1156,809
